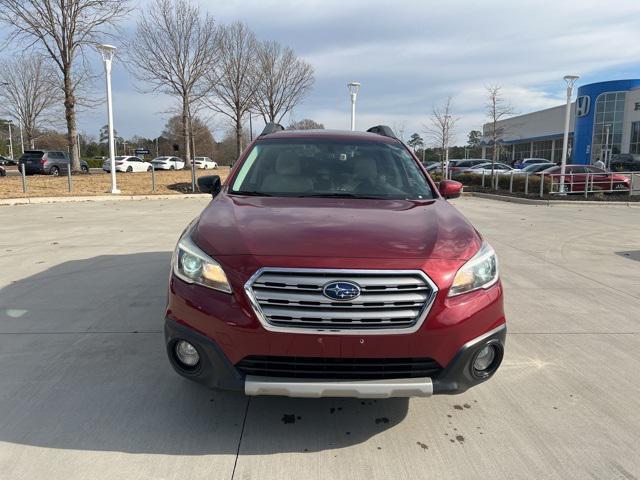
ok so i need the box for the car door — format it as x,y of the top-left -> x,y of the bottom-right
585,166 -> 610,190
130,157 -> 142,171
50,151 -> 68,173
565,166 -> 587,191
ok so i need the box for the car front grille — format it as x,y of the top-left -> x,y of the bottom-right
245,269 -> 437,333
236,355 -> 443,379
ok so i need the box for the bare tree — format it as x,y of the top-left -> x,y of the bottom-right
287,119 -> 324,130
253,41 -> 314,124
0,0 -> 131,170
0,54 -> 61,149
127,0 -> 217,166
485,85 -> 514,178
423,97 -> 459,174
205,22 -> 259,159
392,121 -> 407,142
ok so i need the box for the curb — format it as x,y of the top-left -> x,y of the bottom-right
463,191 -> 640,207
0,193 -> 211,206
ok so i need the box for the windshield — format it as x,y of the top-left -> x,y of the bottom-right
230,138 -> 435,199
523,163 -> 551,172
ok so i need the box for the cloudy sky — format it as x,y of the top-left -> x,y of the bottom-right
5,0 -> 640,145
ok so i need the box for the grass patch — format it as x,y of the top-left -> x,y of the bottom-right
0,168 -> 230,199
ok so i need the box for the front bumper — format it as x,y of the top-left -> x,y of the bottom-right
164,317 -> 506,398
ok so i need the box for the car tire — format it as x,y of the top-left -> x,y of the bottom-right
81,165 -> 89,173
147,166 -> 152,172
170,166 -> 175,170
50,166 -> 59,176
126,166 -> 133,173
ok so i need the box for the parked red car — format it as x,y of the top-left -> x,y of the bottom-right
539,164 -> 630,192
164,125 -> 506,398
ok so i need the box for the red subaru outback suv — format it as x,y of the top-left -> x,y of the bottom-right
165,124 -> 506,398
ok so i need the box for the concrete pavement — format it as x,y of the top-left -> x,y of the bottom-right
0,197 -> 639,479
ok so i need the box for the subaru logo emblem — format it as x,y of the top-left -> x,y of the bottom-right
322,281 -> 361,301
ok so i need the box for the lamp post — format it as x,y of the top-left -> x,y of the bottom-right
347,81 -> 361,131
603,124 -> 611,170
559,74 -> 579,194
0,82 -> 22,156
19,123 -> 24,154
5,120 -> 14,160
97,43 -> 120,194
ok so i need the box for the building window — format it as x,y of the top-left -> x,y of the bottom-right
631,121 -> 640,154
591,92 -> 626,162
552,136 -> 572,162
532,140 -> 553,160
514,142 -> 531,162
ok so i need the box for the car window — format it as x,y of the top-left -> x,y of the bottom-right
586,166 -> 605,173
231,138 -> 435,200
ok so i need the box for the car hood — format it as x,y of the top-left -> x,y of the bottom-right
192,194 -> 482,260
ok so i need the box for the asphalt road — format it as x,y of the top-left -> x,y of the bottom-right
0,197 -> 639,479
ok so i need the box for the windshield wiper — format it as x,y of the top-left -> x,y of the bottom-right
302,193 -> 389,199
231,190 -> 272,197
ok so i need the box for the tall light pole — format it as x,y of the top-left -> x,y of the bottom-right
0,83 -> 20,156
348,81 -> 361,131
559,74 -> 579,194
97,44 -> 120,194
19,123 -> 24,154
603,124 -> 611,170
6,120 -> 14,160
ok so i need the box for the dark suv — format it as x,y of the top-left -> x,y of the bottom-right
610,154 -> 640,172
18,150 -> 89,176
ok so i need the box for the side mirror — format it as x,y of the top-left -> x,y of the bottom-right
439,180 -> 463,199
197,175 -> 221,197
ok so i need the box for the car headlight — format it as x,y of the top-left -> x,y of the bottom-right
448,242 -> 499,297
172,234 -> 232,293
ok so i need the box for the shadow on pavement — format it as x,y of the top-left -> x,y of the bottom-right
615,250 -> 640,262
0,252 -> 407,456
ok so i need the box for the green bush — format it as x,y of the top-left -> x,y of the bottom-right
84,158 -> 104,168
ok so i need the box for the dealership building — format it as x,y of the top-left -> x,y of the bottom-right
480,79 -> 640,165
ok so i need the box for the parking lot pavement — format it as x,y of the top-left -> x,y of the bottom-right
0,197 -> 639,480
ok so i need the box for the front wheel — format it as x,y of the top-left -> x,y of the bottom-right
81,165 -> 89,173
170,165 -> 175,170
147,166 -> 152,172
50,166 -> 59,176
126,166 -> 133,173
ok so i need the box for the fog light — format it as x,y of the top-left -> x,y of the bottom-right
471,342 -> 502,379
175,340 -> 200,368
474,345 -> 496,371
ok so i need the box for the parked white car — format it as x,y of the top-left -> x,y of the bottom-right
151,156 -> 185,170
194,156 -> 218,169
103,156 -> 152,173
467,162 -> 514,175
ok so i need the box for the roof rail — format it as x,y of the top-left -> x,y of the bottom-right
366,125 -> 397,139
260,122 -> 285,136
